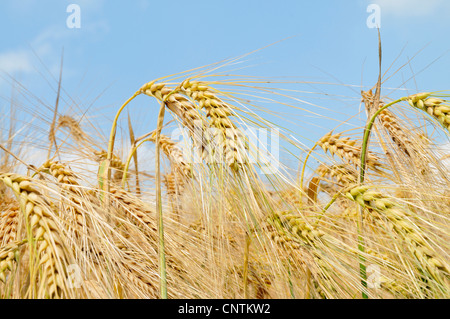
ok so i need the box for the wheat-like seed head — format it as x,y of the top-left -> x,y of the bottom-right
139,81 -> 215,168
398,92 -> 450,134
94,150 -> 125,171
267,211 -> 325,247
163,172 -> 186,197
0,173 -> 71,298
315,164 -> 357,187
0,200 -> 19,247
56,115 -> 97,152
407,95 -> 450,132
41,161 -> 87,230
264,212 -> 342,298
140,80 -> 247,171
0,240 -> 21,283
94,150 -> 126,183
180,80 -> 235,128
57,116 -> 87,142
379,276 -> 413,298
180,79 -> 246,171
149,132 -> 192,178
346,185 -> 449,288
140,81 -> 203,130
318,132 -> 383,170
362,90 -> 416,157
108,187 -> 158,240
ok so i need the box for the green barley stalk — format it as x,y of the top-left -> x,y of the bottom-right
155,100 -> 168,299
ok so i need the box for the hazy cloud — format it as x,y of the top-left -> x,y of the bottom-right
0,50 -> 34,74
371,0 -> 449,17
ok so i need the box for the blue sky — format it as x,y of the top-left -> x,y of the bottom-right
1,0 -> 450,172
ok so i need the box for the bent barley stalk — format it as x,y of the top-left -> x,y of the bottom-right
359,92 -> 450,185
362,90 -> 415,157
140,79 -> 247,171
139,81 -> 206,150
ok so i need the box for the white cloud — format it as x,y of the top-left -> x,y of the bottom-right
0,50 -> 34,74
0,25 -> 70,76
371,0 -> 449,17
32,26 -> 72,46
0,18 -> 108,79
0,1 -> 110,93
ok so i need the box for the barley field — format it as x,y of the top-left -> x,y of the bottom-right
1,2 -> 449,300
0,59 -> 449,299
